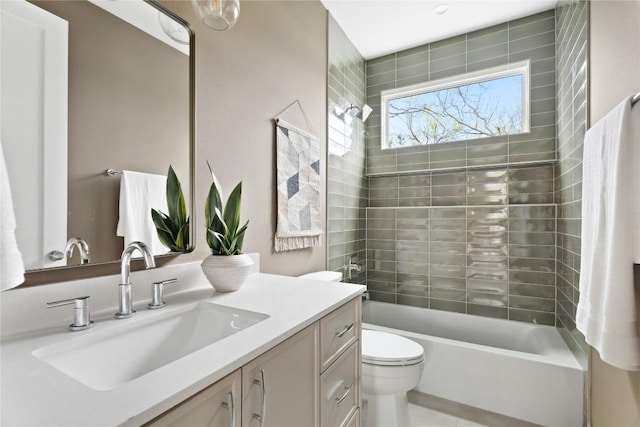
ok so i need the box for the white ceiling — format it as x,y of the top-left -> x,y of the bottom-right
321,0 -> 558,59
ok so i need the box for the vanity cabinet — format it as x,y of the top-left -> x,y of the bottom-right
146,297 -> 361,427
242,323 -> 319,427
146,370 -> 241,427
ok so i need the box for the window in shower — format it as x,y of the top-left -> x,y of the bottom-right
381,61 -> 530,149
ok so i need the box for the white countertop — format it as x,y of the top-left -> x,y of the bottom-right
0,269 -> 365,426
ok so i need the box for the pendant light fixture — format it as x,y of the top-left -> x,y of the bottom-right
191,0 -> 240,31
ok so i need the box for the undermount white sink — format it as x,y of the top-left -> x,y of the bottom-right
32,302 -> 269,391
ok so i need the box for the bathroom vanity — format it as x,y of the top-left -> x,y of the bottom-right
0,262 -> 365,426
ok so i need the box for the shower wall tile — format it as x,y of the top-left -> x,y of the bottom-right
365,10 -> 557,176
327,15 -> 367,284
555,0 -> 588,389
366,165 -> 557,322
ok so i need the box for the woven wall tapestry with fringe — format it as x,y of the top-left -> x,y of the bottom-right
274,106 -> 322,251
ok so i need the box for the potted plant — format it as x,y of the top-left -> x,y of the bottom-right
200,162 -> 252,292
151,165 -> 190,252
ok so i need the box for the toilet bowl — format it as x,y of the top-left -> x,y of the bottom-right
297,271 -> 426,427
361,330 -> 425,427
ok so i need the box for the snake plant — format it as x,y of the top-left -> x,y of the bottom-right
205,161 -> 249,255
151,166 -> 190,252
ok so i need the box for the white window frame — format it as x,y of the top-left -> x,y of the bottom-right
380,60 -> 531,150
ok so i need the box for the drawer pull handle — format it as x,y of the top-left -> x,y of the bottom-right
336,323 -> 354,338
252,369 -> 266,427
335,384 -> 353,406
221,391 -> 235,427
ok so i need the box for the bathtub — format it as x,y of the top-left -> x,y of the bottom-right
362,301 -> 583,427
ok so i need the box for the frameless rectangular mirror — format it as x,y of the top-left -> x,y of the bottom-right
0,0 -> 194,282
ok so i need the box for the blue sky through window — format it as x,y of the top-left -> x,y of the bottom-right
386,74 -> 524,147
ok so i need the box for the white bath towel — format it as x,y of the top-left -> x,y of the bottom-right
116,170 -> 169,256
0,142 -> 25,290
577,96 -> 640,371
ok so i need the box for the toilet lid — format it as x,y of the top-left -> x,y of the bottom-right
362,330 -> 425,366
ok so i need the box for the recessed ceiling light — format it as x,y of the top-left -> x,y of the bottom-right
433,3 -> 450,16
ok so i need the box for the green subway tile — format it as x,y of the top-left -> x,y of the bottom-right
430,65 -> 467,82
368,291 -> 396,303
430,299 -> 466,314
397,295 -> 429,309
508,44 -> 556,63
467,258 -> 509,271
509,219 -> 555,232
509,282 -> 556,299
509,31 -> 555,54
367,57 -> 396,77
431,218 -> 466,231
397,217 -> 429,231
509,270 -> 556,286
467,43 -> 508,64
397,281 -> 429,297
396,62 -> 429,81
468,27 -> 508,51
430,34 -> 466,57
509,295 -> 555,312
430,252 -> 466,266
432,172 -> 466,186
431,207 -> 466,219
509,244 -> 555,259
397,44 -> 430,59
430,276 -> 466,291
397,229 -> 430,241
396,272 -> 429,286
508,309 -> 555,326
431,288 -> 466,302
431,264 -> 466,278
468,304 -> 508,320
467,278 -> 508,294
509,257 -> 555,272
432,184 -> 466,198
467,291 -> 507,307
396,240 -> 430,253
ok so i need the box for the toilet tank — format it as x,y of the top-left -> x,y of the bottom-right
298,271 -> 342,282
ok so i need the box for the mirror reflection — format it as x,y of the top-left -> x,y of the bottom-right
0,0 -> 192,274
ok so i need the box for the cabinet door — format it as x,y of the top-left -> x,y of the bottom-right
146,369 -> 241,427
242,323 -> 319,427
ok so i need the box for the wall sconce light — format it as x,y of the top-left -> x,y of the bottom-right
191,0 -> 240,31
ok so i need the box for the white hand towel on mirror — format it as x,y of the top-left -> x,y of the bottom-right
0,142 -> 25,290
577,96 -> 640,371
116,170 -> 169,256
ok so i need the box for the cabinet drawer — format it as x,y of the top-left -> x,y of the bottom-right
145,369 -> 241,427
320,298 -> 360,371
343,408 -> 360,427
320,342 -> 359,427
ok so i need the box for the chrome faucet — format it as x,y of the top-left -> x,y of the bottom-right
63,237 -> 91,265
47,237 -> 91,265
115,241 -> 156,319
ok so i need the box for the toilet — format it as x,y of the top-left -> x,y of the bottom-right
298,271 -> 426,427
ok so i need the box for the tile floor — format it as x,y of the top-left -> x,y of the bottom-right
409,403 -> 491,427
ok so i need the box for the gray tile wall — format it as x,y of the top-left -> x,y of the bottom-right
366,10 -> 557,176
555,1 -> 588,424
327,15 -> 367,283
555,0 -> 588,359
366,166 -> 557,325
363,10 -> 559,324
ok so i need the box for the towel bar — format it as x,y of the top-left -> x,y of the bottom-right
106,169 -> 122,176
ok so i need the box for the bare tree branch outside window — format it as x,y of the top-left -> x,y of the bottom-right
386,75 -> 524,148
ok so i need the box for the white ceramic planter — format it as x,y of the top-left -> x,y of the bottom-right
200,253 -> 254,292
